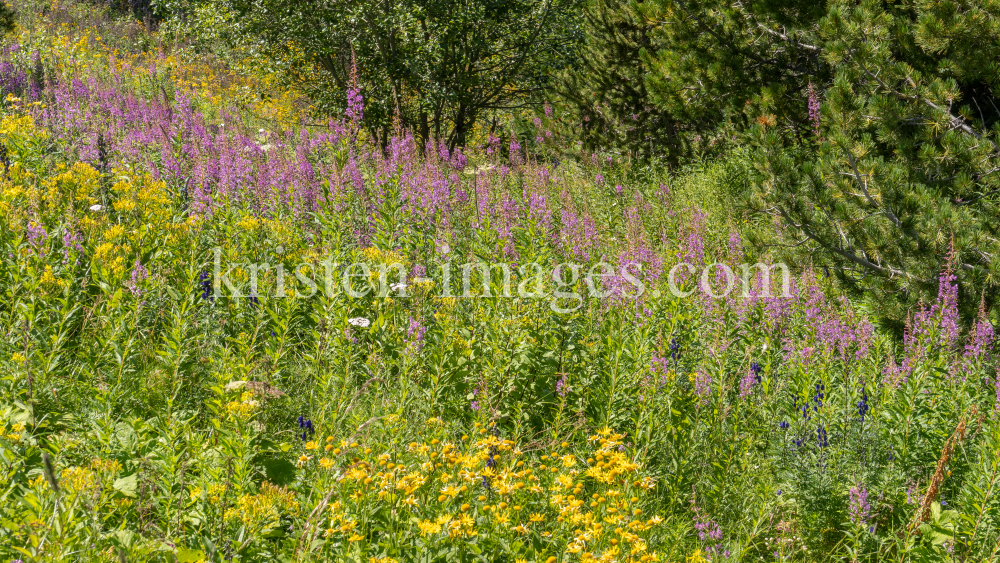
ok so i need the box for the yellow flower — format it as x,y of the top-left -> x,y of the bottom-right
40,266 -> 61,288
2,422 -> 25,442
304,440 -> 319,450
226,391 -> 259,419
103,224 -> 125,241
417,519 -> 442,536
529,513 -> 545,523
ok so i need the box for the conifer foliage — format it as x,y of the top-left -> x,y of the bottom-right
609,0 -> 1000,322
556,0 -> 684,162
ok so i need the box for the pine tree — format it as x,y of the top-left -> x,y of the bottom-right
632,0 -> 1000,325
556,0 -> 687,162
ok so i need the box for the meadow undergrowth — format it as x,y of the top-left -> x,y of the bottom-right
0,4 -> 997,563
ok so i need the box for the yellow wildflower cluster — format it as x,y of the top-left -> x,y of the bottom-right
225,391 -> 259,420
39,265 -> 63,289
92,241 -> 128,278
225,482 -> 299,532
303,420 -> 664,561
47,162 -> 102,208
59,467 -> 98,494
361,247 -> 408,270
237,215 -> 263,232
585,428 -> 643,483
0,113 -> 46,140
110,173 -> 172,222
89,458 -> 123,475
1,423 -> 25,442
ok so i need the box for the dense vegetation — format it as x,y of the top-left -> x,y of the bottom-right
0,1 -> 999,562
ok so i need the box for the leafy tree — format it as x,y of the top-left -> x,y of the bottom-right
632,0 -> 1000,325
207,0 -> 580,148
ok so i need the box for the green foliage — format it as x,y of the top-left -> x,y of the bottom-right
577,0 -> 1000,326
4,2 -> 1000,562
555,0 -> 687,163
0,1 -> 14,35
181,0 -> 583,147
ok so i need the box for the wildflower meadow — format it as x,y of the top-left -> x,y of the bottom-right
0,1 -> 999,562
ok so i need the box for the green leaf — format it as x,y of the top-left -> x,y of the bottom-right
113,474 -> 138,498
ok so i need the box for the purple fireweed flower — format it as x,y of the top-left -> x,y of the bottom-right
995,375 -> 1000,413
346,85 -> 364,124
127,260 -> 148,296
61,229 -> 83,265
406,316 -> 426,353
470,381 -> 485,412
27,222 -> 47,248
739,368 -> 757,398
559,203 -> 597,261
727,231 -> 743,260
906,482 -> 918,505
965,301 -> 995,361
807,82 -> 821,135
508,137 -> 521,162
849,484 -> 871,524
694,370 -> 711,405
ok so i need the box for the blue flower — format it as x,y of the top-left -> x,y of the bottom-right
199,271 -> 212,300
817,425 -> 828,448
858,388 -> 870,422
